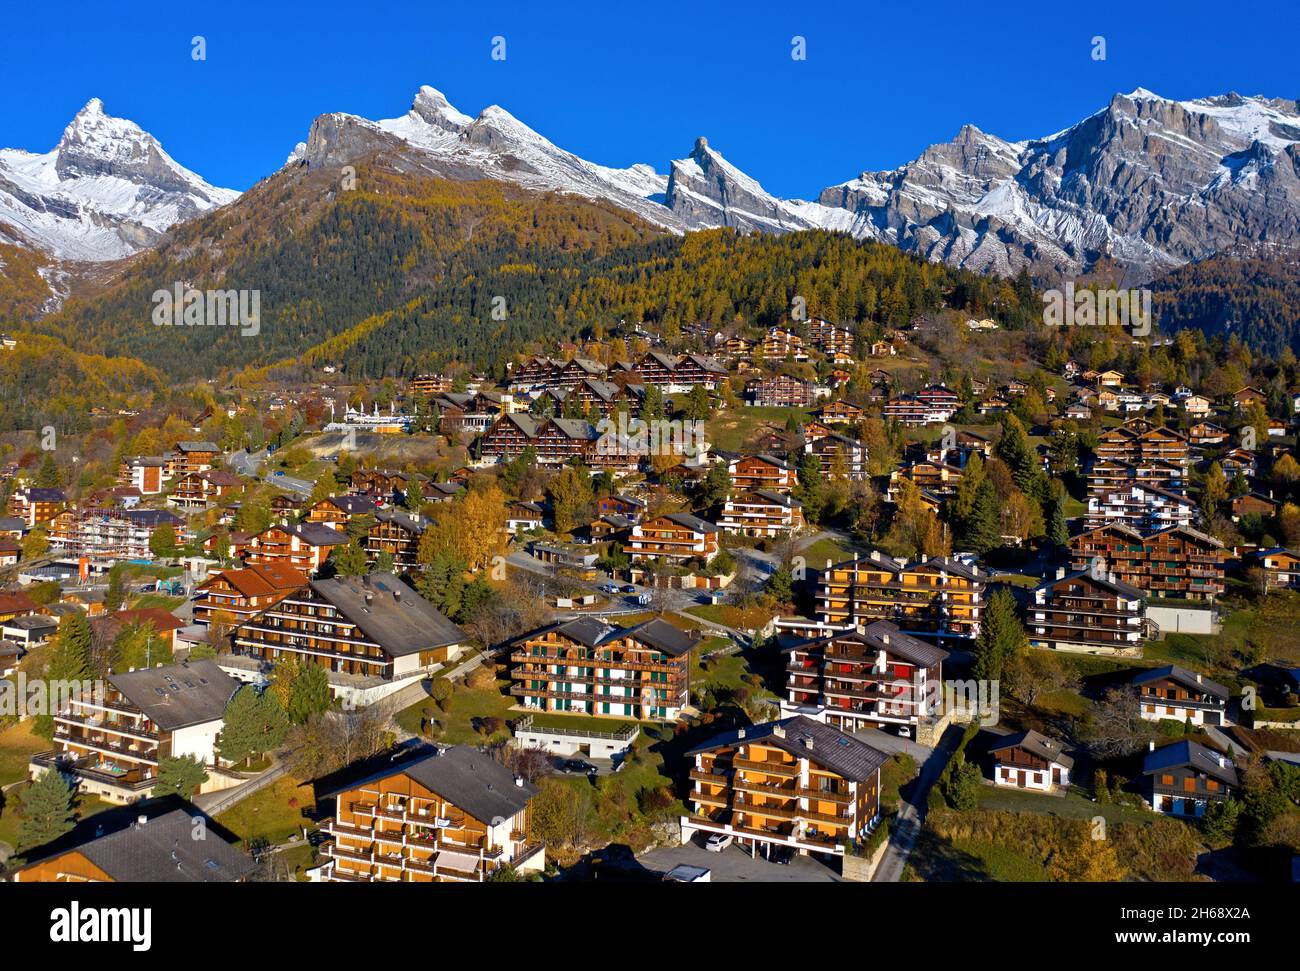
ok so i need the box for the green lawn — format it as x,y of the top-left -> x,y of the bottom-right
706,406 -> 809,452
799,537 -> 853,569
975,784 -> 1152,826
215,775 -> 315,847
526,712 -> 640,735
0,721 -> 47,788
128,594 -> 185,612
394,681 -> 516,745
0,788 -> 113,858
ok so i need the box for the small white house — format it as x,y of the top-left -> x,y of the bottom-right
988,730 -> 1073,792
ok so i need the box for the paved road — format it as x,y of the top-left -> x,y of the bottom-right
639,840 -> 841,883
872,723 -> 963,883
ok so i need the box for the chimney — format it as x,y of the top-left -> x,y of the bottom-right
1195,673 -> 1202,683
772,724 -> 786,739
393,588 -> 401,603
136,815 -> 149,828
1056,566 -> 1066,579
1148,740 -> 1156,752
802,736 -> 814,751
514,776 -> 524,788
364,592 -> 374,605
737,727 -> 746,739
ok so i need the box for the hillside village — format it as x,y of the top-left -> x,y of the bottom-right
1,301 -> 1299,886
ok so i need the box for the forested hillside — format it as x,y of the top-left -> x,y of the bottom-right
1152,253 -> 1300,357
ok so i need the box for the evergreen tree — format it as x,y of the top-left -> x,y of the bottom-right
960,478 -> 1002,553
18,768 -> 75,850
331,540 -> 368,577
219,686 -> 291,763
286,664 -> 332,725
972,587 -> 1027,681
35,452 -> 63,488
796,451 -> 826,525
36,612 -> 94,738
152,754 -> 209,800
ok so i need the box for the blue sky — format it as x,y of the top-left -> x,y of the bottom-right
2,0 -> 1296,197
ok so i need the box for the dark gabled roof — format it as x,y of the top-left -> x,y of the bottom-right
19,807 -> 257,882
107,660 -> 240,732
309,573 -> 467,655
175,441 -> 220,452
749,489 -> 802,508
987,730 -> 1074,768
662,512 -> 719,533
515,615 -> 694,658
1037,569 -> 1145,601
687,715 -> 890,783
621,617 -> 694,657
783,620 -> 948,669
1142,740 -> 1239,787
318,494 -> 376,515
374,509 -> 425,534
279,521 -> 348,547
1133,665 -> 1229,701
17,487 -> 66,502
402,746 -> 538,825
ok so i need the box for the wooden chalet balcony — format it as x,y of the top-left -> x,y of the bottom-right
54,731 -> 159,766
55,712 -> 158,743
732,757 -> 799,778
688,768 -> 729,785
798,786 -> 853,804
803,805 -> 854,826
733,775 -> 798,798
692,788 -> 729,807
734,797 -> 799,820
324,842 -> 373,866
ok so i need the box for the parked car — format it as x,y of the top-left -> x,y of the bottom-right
769,846 -> 795,865
558,758 -> 597,776
705,833 -> 733,853
599,582 -> 620,594
620,584 -> 636,593
632,593 -> 651,606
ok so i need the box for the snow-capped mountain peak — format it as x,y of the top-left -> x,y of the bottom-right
0,98 -> 237,262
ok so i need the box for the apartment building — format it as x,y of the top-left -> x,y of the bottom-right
509,616 -> 692,721
1028,569 -> 1146,654
1068,523 -> 1227,602
365,509 -> 426,568
1085,458 -> 1186,499
168,441 -> 221,478
783,620 -> 948,734
761,327 -> 810,362
1133,665 -> 1229,727
31,659 -> 239,804
7,487 -> 67,527
319,746 -> 543,883
306,494 -> 377,528
118,456 -> 168,495
169,469 -> 245,510
627,513 -> 721,565
1094,418 -> 1189,471
48,507 -> 187,565
1085,483 -> 1196,532
232,573 -> 468,689
803,432 -> 867,481
192,562 -> 310,630
728,454 -> 796,493
682,715 -> 888,859
235,521 -> 348,574
718,490 -> 804,537
747,374 -> 815,407
817,550 -> 984,641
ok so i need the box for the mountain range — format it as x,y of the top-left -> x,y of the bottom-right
2,85 -> 1300,313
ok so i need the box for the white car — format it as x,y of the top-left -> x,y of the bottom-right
705,833 -> 733,853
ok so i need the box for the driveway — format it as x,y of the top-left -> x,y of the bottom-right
639,840 -> 842,882
872,723 -> 964,882
852,727 -> 933,762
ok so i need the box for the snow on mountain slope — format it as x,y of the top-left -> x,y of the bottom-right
821,89 -> 1300,280
0,98 -> 238,262
294,85 -> 1300,281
